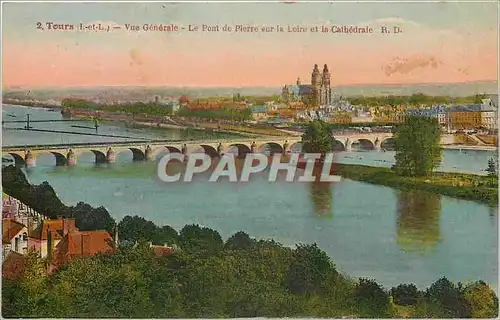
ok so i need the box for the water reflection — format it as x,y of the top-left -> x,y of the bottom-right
308,180 -> 333,217
396,190 -> 442,253
488,206 -> 498,220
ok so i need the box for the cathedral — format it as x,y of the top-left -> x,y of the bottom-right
281,64 -> 332,107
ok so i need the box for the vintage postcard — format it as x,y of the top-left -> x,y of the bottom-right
1,1 -> 498,318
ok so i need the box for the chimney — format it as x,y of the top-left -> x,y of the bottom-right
81,234 -> 90,255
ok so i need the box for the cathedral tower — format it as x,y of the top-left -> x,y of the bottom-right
311,64 -> 321,87
322,64 -> 332,105
311,64 -> 321,107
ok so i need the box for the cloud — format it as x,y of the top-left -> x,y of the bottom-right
383,55 -> 443,76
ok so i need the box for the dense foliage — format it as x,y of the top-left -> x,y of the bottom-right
2,218 -> 497,318
301,120 -> 335,155
487,158 -> 498,177
61,98 -> 173,116
348,93 -> 489,107
2,165 -> 116,234
393,116 -> 442,177
334,163 -> 498,206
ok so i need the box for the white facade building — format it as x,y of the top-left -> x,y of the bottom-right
2,219 -> 29,258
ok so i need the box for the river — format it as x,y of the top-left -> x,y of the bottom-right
2,104 -> 498,290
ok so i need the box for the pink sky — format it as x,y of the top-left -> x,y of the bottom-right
3,18 -> 498,88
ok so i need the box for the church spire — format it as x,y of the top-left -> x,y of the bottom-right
311,64 -> 321,86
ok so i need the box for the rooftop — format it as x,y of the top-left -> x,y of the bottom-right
449,104 -> 497,112
2,219 -> 26,244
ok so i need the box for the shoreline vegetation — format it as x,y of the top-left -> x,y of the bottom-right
334,164 -> 498,206
1,164 -> 498,318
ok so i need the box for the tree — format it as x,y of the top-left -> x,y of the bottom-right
391,283 -> 420,306
301,120 -> 335,156
70,202 -> 116,234
354,278 -> 393,317
178,224 -> 224,254
393,116 -> 442,177
285,243 -> 335,295
118,215 -> 159,244
5,252 -> 50,317
425,277 -> 471,318
224,231 -> 255,251
463,280 -> 498,318
153,225 -> 179,246
486,157 -> 497,177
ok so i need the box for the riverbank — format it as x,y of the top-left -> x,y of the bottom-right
442,144 -> 498,151
334,164 -> 498,206
131,121 -> 269,138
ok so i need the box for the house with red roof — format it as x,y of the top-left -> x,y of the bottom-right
150,243 -> 175,257
49,229 -> 115,272
11,217 -> 117,273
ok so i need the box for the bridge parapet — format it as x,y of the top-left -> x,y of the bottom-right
2,134 -> 399,167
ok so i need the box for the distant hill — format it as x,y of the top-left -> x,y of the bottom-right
3,81 -> 497,100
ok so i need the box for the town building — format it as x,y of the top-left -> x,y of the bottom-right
3,195 -> 43,228
249,105 -> 268,121
186,101 -> 248,111
281,64 -> 332,107
2,196 -> 118,274
50,228 -> 115,272
405,106 -> 447,125
447,104 -> 498,130
2,219 -> 29,258
150,243 -> 176,257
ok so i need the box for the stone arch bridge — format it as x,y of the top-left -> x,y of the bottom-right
2,133 -> 395,167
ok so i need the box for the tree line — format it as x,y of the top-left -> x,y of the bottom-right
61,99 -> 173,117
348,93 -> 490,107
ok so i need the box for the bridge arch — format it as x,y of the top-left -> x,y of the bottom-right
229,143 -> 252,158
350,139 -> 375,151
33,151 -> 68,166
90,150 -> 107,164
258,142 -> 284,155
333,140 -> 345,151
199,145 -> 219,158
50,152 -> 68,166
128,148 -> 146,161
381,138 -> 396,150
165,146 -> 182,154
4,153 -> 25,166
